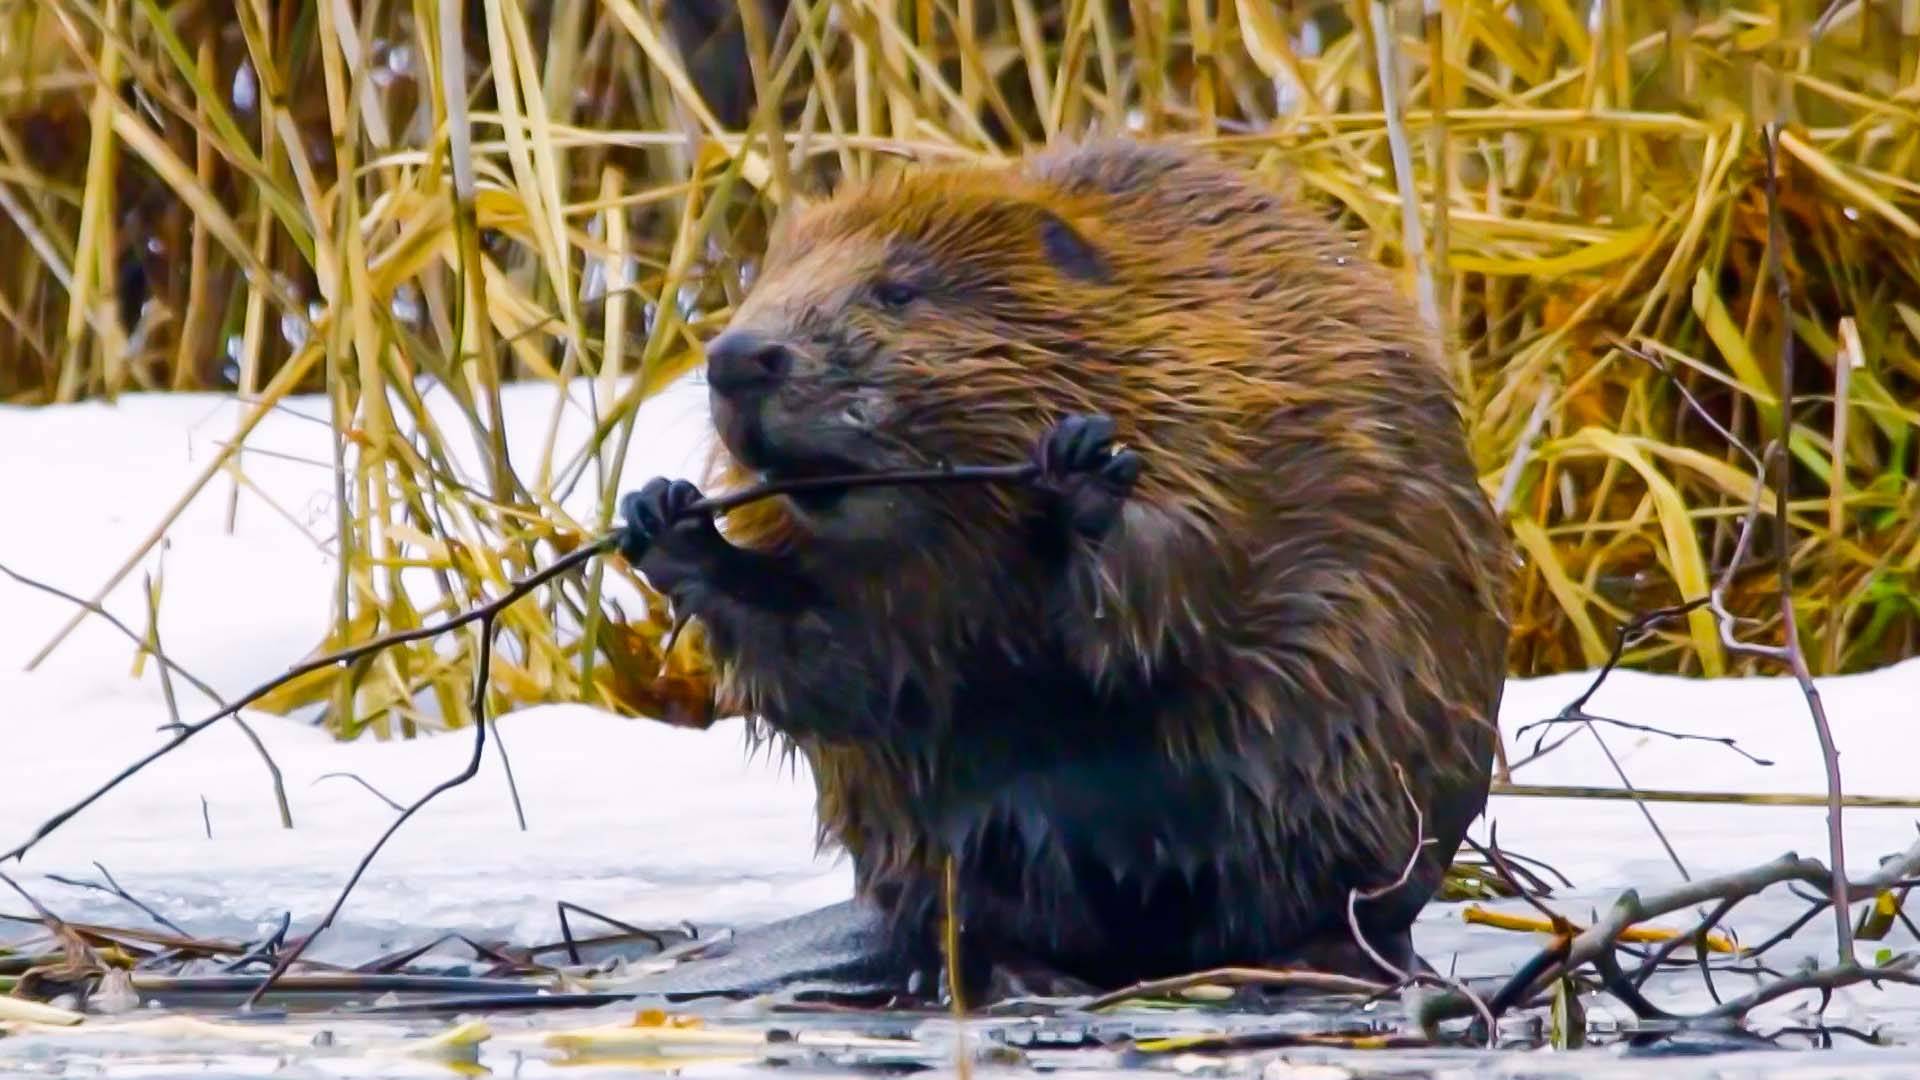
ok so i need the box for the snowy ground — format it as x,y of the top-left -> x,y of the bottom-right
3,377 -> 1919,1076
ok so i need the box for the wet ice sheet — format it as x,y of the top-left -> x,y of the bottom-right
2,379 -> 1919,1076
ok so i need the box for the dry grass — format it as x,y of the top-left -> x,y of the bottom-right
2,0 -> 1918,737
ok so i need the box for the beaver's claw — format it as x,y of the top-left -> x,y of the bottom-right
1035,414 -> 1142,539
618,477 -> 725,594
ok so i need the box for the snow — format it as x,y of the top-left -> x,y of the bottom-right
2,376 -> 1918,1041
0,378 -> 846,955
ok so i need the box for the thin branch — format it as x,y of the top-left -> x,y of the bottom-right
1763,121 -> 1851,962
1613,336 -> 1765,473
1581,723 -> 1689,881
0,559 -> 294,830
239,613 -> 500,1010
1,462 -> 1041,868
44,861 -> 189,938
1632,155 -> 1841,969
312,772 -> 406,813
0,867 -> 102,974
1631,896 -> 1741,988
1503,726 -> 1584,772
1513,714 -> 1773,768
1347,767 -> 1497,1044
1507,598 -> 1711,774
221,911 -> 292,973
554,901 -> 665,965
1700,957 -> 1920,1021
1463,828 -> 1563,926
490,717 -> 528,832
0,543 -> 593,867
1763,1024 -> 1887,1048
1707,450 -> 1787,660
1564,598 -> 1711,716
1512,598 -> 1712,878
1484,845 -> 1578,891
0,869 -> 67,931
1347,766 -> 1431,980
1725,897 -> 1833,961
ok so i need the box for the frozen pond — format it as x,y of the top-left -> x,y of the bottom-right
3,380 -> 1918,1077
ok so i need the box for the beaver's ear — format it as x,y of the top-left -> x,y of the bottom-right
1034,208 -> 1112,284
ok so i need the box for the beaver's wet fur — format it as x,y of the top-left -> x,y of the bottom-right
619,137 -> 1511,1001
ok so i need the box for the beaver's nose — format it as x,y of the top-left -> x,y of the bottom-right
705,330 -> 791,397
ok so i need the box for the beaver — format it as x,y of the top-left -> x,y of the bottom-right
617,136 -> 1511,1002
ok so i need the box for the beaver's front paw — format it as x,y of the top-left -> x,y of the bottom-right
618,477 -> 728,597
1034,414 -> 1142,539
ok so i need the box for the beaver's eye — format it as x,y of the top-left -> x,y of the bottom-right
873,281 -> 919,310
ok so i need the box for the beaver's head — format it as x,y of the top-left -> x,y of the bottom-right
702,164 -> 1121,543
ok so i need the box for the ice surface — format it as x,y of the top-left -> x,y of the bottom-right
2,377 -> 1918,1069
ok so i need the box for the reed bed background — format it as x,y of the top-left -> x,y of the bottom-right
2,0 -> 1918,739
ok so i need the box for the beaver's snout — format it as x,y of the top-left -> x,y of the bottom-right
705,328 -> 792,396
704,327 -> 879,521
705,327 -> 791,477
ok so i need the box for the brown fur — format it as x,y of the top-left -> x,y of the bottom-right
678,137 -> 1511,988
